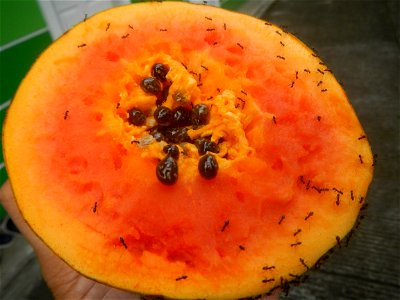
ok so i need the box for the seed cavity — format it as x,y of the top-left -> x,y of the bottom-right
124,62 -> 246,184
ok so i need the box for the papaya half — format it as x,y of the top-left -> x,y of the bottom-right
2,2 -> 374,299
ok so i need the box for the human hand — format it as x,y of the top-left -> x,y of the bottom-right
0,181 -> 142,299
0,181 -> 279,300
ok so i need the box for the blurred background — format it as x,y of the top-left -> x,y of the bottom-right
0,0 -> 398,299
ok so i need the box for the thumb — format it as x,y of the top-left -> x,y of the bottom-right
0,180 -> 45,252
0,181 -> 77,289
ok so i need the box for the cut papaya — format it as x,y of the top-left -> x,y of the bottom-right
2,2 -> 374,299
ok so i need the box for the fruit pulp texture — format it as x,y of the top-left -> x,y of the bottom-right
7,4 -> 373,290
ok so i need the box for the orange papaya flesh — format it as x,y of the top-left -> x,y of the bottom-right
3,2 -> 374,299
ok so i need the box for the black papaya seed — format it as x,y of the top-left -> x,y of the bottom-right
152,63 -> 169,81
195,138 -> 220,155
191,103 -> 210,126
204,141 -> 220,154
141,77 -> 162,94
198,154 -> 218,179
149,127 -> 165,142
163,144 -> 180,160
127,108 -> 146,126
172,106 -> 192,126
163,127 -> 191,144
156,156 -> 178,185
154,106 -> 173,127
